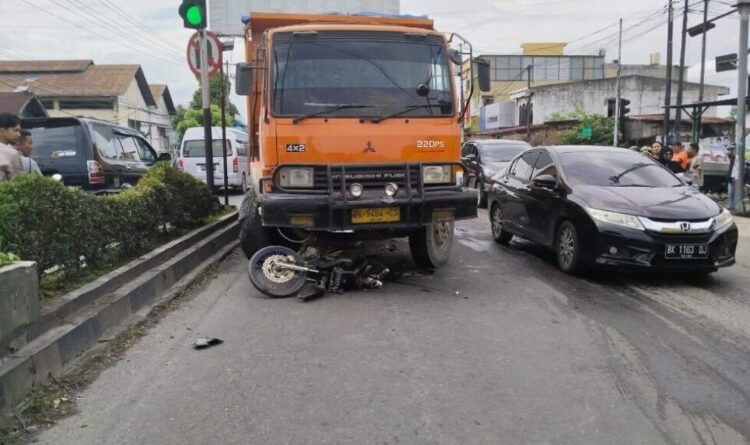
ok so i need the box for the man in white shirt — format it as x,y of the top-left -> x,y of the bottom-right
16,129 -> 41,175
0,113 -> 23,181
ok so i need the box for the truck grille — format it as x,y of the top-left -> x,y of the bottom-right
313,165 -> 422,192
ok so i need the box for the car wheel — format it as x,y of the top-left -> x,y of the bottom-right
490,203 -> 513,245
556,221 -> 582,274
409,220 -> 454,268
477,178 -> 488,209
239,187 -> 279,260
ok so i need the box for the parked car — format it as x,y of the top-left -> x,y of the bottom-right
177,127 -> 249,191
461,139 -> 531,208
488,146 -> 737,274
22,117 -> 169,192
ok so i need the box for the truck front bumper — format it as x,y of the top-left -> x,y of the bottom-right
261,189 -> 478,231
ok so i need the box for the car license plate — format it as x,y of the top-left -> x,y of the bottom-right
352,207 -> 400,224
665,244 -> 708,259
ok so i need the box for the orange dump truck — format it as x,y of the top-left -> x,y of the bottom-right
235,12 -> 489,268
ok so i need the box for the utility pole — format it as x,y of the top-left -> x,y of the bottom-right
663,0 -> 675,145
526,64 -> 533,143
614,18 -> 623,147
699,0 -> 709,102
675,0 -> 689,142
733,1 -> 749,212
220,60 -> 229,206
199,30 -> 214,190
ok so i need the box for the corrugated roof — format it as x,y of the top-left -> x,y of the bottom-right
630,114 -> 734,124
0,92 -> 48,117
0,63 -> 156,106
0,60 -> 92,73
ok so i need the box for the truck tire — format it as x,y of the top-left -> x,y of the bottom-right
239,188 -> 277,260
409,220 -> 454,269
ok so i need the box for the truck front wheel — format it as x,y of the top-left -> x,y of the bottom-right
239,188 -> 278,260
409,220 -> 454,269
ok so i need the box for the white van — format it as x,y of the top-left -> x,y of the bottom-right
178,127 -> 249,191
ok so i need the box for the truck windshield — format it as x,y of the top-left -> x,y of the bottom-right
271,32 -> 453,118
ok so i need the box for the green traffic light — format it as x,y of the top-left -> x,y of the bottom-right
185,5 -> 203,26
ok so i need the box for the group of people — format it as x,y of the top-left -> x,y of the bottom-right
0,112 -> 40,182
642,140 -> 701,175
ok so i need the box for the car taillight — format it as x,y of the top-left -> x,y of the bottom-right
232,157 -> 239,173
87,160 -> 104,185
178,159 -> 184,171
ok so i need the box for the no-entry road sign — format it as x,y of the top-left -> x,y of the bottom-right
187,31 -> 223,77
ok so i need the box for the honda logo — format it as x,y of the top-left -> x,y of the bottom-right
680,222 -> 692,232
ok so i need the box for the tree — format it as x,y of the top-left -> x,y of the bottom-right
175,105 -> 223,141
548,107 -> 621,146
173,73 -> 240,142
730,105 -> 738,121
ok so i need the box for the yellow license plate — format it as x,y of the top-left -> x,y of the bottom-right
352,207 -> 401,224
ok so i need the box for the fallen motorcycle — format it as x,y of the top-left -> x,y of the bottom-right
248,245 -> 390,299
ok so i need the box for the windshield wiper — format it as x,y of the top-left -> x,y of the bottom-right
371,104 -> 435,123
293,104 -> 373,124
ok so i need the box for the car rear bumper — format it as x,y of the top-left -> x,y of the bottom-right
589,223 -> 738,270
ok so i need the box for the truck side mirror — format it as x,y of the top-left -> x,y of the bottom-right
235,63 -> 254,96
475,58 -> 491,92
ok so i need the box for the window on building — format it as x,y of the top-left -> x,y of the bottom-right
40,99 -> 55,109
59,99 -> 114,110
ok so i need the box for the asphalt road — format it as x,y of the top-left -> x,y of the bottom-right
33,208 -> 750,445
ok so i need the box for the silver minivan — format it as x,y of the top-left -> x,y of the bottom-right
178,127 -> 249,191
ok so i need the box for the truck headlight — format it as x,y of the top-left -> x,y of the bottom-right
584,207 -> 644,231
422,165 -> 451,184
278,167 -> 314,188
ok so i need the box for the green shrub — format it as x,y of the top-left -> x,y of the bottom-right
137,162 -> 219,228
0,165 -> 219,277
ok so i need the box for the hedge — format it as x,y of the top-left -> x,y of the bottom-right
0,163 -> 219,276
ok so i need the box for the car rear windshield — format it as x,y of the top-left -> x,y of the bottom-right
561,151 -> 683,187
481,144 -> 527,162
182,140 -> 232,157
24,121 -> 84,159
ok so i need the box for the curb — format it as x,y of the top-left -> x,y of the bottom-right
0,211 -> 237,356
0,213 -> 239,420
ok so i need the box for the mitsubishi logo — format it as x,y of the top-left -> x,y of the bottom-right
680,222 -> 692,232
363,141 -> 376,153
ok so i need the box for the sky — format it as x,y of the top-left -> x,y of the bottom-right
0,0 -> 745,118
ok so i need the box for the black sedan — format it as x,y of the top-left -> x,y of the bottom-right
461,139 -> 531,208
487,146 -> 738,274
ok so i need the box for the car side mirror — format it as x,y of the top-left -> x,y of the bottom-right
159,152 -> 172,162
475,58 -> 491,93
235,63 -> 254,96
533,174 -> 557,190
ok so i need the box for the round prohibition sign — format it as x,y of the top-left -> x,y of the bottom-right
186,31 -> 223,78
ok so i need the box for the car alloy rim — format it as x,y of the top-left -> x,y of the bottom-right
559,227 -> 575,266
492,207 -> 503,238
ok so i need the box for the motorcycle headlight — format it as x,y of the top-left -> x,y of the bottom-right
278,167 -> 314,188
584,207 -> 644,231
422,165 -> 451,184
714,208 -> 733,231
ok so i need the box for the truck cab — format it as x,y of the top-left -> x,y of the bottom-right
236,12 -> 490,268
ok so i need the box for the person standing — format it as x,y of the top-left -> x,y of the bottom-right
16,130 -> 41,175
727,144 -> 737,209
686,142 -> 702,188
0,113 -> 23,181
649,141 -> 663,161
671,142 -> 689,172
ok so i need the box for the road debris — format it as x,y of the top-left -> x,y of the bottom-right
193,338 -> 224,350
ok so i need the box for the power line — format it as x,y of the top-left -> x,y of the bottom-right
96,0 -> 184,53
18,0 -> 183,66
57,0 -> 182,63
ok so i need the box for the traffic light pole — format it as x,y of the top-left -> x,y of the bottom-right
733,1 -> 749,213
613,18 -> 622,147
199,30 -> 214,190
675,0 -> 689,142
663,1 -> 674,145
